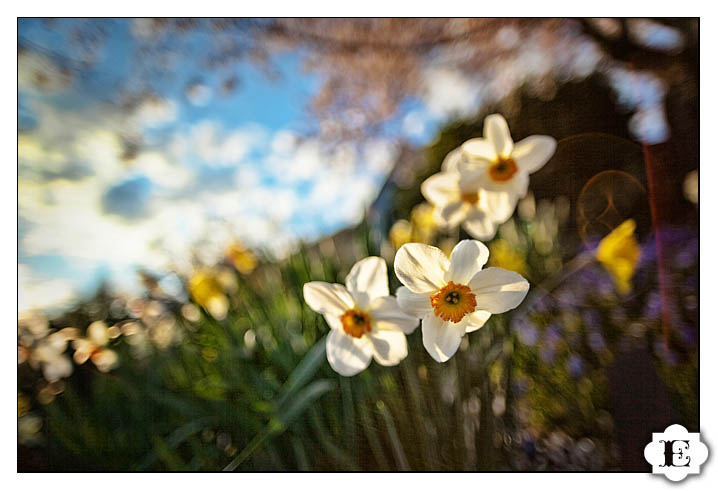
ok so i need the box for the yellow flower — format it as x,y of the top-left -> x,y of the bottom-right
596,219 -> 641,295
488,238 -> 529,279
188,270 -> 229,320
226,242 -> 258,274
389,220 -> 412,250
409,203 -> 438,244
18,393 -> 30,418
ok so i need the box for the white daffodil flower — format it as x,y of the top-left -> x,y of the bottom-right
72,321 -> 119,373
31,333 -> 73,383
421,148 -> 514,241
458,113 -> 556,212
394,240 -> 529,363
303,256 -> 419,376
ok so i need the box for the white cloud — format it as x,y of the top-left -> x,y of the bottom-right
19,265 -> 77,314
18,96 -> 393,312
401,111 -> 427,139
132,97 -> 178,128
421,67 -> 481,118
171,120 -> 266,167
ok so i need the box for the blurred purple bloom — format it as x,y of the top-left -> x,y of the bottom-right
582,309 -> 601,330
540,346 -> 556,364
643,291 -> 662,320
588,330 -> 607,353
518,322 -> 539,347
653,339 -> 679,366
567,354 -> 584,378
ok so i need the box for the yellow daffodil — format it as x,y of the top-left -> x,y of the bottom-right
226,242 -> 258,274
389,220 -> 412,250
189,269 -> 229,320
596,219 -> 641,295
409,203 -> 438,244
488,238 -> 529,279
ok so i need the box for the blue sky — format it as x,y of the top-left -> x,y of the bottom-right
18,18 -> 670,313
18,19 -> 403,312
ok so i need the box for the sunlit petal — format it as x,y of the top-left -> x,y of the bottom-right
303,282 -> 354,316
512,135 -> 556,174
326,328 -> 373,376
370,295 -> 420,334
421,172 -> 460,207
394,243 -> 448,293
345,256 -> 389,308
368,329 -> 408,366
484,114 -> 514,157
445,239 -> 489,285
396,286 -> 433,318
461,138 -> 496,162
469,267 -> 530,314
461,207 -> 499,241
463,310 -> 492,333
421,314 -> 465,363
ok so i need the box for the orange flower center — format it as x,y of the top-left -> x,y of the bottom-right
340,309 -> 372,338
430,281 -> 477,323
460,191 -> 480,204
489,157 -> 518,182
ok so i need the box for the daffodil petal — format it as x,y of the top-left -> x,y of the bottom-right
512,135 -> 556,174
323,314 -> 344,331
303,282 -> 354,316
421,314 -> 465,363
438,200 -> 467,228
463,310 -> 492,333
370,295 -> 420,334
469,267 -> 530,314
484,114 -> 514,157
441,148 -> 463,172
421,172 -> 460,207
445,239 -> 489,285
326,329 -> 373,377
396,286 -> 433,318
461,207 -> 499,242
369,329 -> 408,366
92,348 -> 119,373
461,138 -> 496,162
482,189 -> 515,223
394,243 -> 449,293
345,256 -> 389,308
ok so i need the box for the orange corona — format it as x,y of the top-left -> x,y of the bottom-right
340,309 -> 371,338
489,157 -> 518,182
460,191 -> 480,205
430,281 -> 477,323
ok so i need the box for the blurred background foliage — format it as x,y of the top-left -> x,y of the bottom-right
18,18 -> 698,471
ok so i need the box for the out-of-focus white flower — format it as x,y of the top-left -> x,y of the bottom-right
303,257 -> 419,376
458,114 -> 556,216
394,240 -> 529,362
30,332 -> 73,382
18,414 -> 43,446
421,148 -> 514,241
72,321 -> 119,373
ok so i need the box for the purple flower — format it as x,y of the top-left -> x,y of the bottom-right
540,346 -> 556,364
588,330 -> 606,353
518,322 -> 539,347
567,354 -> 584,378
582,309 -> 601,330
643,291 -> 662,320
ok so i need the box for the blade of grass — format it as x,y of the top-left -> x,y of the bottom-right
376,400 -> 410,471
